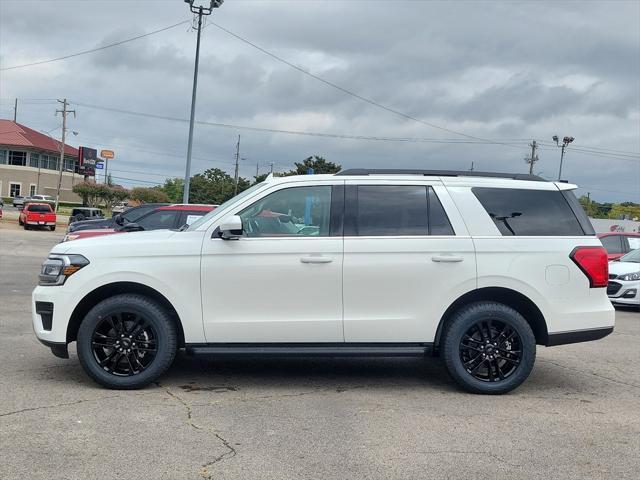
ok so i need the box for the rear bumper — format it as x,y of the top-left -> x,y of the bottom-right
546,326 -> 614,346
26,221 -> 55,226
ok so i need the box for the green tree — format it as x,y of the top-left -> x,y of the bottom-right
284,156 -> 341,176
608,202 -> 640,220
129,186 -> 170,204
188,168 -> 251,204
161,178 -> 184,203
72,182 -> 129,209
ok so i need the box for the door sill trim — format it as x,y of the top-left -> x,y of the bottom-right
185,342 -> 433,357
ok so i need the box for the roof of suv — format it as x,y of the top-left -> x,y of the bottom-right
261,170 -> 576,190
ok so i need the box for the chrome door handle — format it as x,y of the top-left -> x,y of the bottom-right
300,256 -> 333,264
431,255 -> 464,263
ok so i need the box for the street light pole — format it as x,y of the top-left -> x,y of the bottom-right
182,0 -> 224,204
553,135 -> 574,181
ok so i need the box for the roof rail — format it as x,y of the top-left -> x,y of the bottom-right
335,169 -> 545,182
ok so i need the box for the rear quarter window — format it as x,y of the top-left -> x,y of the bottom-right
472,187 -> 588,236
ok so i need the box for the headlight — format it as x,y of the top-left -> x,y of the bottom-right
619,272 -> 640,281
39,254 -> 90,286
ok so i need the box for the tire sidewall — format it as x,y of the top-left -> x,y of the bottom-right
443,302 -> 536,394
77,295 -> 177,389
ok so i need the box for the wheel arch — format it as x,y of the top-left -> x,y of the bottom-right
434,287 -> 548,347
66,282 -> 185,347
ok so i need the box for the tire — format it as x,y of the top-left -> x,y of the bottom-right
50,225 -> 56,231
77,294 -> 178,389
441,301 -> 536,395
18,218 -> 23,226
24,224 -> 29,230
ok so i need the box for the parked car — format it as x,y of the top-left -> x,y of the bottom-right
62,204 -> 216,241
19,202 -> 57,231
67,203 -> 169,233
13,195 -> 29,208
608,249 -> 640,308
68,207 -> 104,224
597,232 -> 640,260
111,202 -> 129,215
33,169 -> 613,394
30,195 -> 55,203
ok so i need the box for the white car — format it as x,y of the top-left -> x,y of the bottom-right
32,169 -> 614,394
608,249 -> 640,307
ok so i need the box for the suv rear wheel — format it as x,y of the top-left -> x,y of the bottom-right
77,294 -> 177,389
441,301 -> 536,394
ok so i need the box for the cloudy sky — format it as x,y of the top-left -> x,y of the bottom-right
1,0 -> 638,202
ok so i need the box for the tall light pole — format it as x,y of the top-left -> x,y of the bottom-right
182,0 -> 224,204
552,135 -> 574,181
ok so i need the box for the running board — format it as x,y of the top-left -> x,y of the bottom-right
185,343 -> 433,357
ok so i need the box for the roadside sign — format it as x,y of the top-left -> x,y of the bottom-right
78,146 -> 98,176
95,162 -> 104,170
100,149 -> 115,159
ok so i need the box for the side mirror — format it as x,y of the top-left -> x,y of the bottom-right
218,215 -> 243,240
120,222 -> 144,232
114,213 -> 125,225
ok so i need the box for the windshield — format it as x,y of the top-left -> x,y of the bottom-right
187,182 -> 267,231
619,248 -> 640,263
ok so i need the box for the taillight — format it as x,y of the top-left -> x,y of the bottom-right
570,246 -> 608,288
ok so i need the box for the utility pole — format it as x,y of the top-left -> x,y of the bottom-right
54,98 -> 75,212
469,161 -> 474,171
233,135 -> 240,195
182,0 -> 224,204
256,162 -> 259,179
525,140 -> 538,174
13,98 -> 17,122
269,162 -> 274,174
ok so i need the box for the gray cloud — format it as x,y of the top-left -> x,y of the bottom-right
0,0 -> 638,202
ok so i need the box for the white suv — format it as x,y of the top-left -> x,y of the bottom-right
32,169 -> 614,394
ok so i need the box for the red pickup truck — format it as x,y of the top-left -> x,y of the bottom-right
19,203 -> 57,231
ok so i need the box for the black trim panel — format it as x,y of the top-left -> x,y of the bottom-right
545,327 -> 613,346
37,338 -> 69,359
329,184 -> 344,237
186,342 -> 433,357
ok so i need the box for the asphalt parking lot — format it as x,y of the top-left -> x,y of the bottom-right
0,221 -> 638,480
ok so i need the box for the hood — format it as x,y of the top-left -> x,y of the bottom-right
609,261 -> 640,276
51,229 -> 180,256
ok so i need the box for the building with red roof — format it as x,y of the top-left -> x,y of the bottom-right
0,119 -> 85,202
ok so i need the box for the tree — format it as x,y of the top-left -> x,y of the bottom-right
608,202 -> 640,221
161,178 -> 184,203
129,187 -> 170,204
72,182 -> 129,209
284,156 -> 341,176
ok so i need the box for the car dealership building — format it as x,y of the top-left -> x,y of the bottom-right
0,119 -> 84,203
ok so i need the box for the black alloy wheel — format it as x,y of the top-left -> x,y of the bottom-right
442,301 -> 536,395
77,294 -> 177,389
459,319 -> 522,382
91,312 -> 158,377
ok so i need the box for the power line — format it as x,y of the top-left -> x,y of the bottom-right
0,21 -> 190,71
68,100 -> 529,147
207,21 -> 525,150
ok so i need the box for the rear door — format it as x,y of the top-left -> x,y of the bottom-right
342,180 -> 476,342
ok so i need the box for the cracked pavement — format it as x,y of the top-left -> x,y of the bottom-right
1,222 -> 639,479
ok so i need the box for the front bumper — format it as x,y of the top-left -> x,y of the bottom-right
608,279 -> 640,306
32,286 -> 75,345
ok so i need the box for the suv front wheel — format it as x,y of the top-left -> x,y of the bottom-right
441,301 -> 536,394
77,294 -> 177,389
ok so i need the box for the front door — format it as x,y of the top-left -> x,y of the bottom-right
342,182 -> 476,343
201,183 -> 344,343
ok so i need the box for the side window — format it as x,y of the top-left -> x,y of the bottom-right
137,210 -> 179,230
355,185 -> 427,236
626,237 -> 640,251
351,185 -> 454,236
472,187 -> 585,236
238,186 -> 331,237
600,235 -> 624,254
